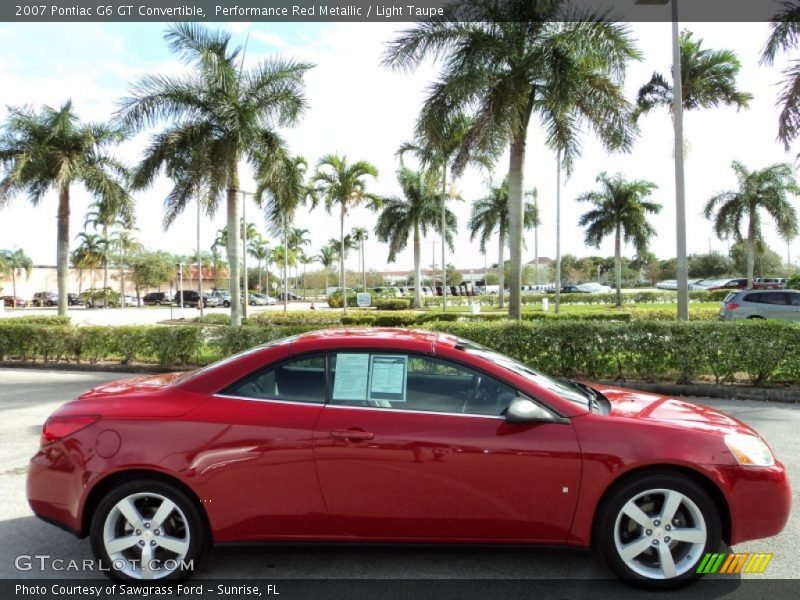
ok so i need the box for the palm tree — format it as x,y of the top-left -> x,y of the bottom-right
298,253 -> 315,298
257,154 -> 308,311
468,178 -> 539,309
636,30 -> 752,120
577,173 -> 661,307
762,3 -> 800,150
85,200 -> 133,306
0,101 -> 129,315
395,112 -> 498,312
385,2 -> 639,319
111,229 -> 141,306
119,23 -> 312,326
289,227 -> 311,291
350,226 -> 370,292
317,245 -> 337,294
209,244 -> 226,290
0,249 -> 33,307
72,232 -> 104,293
375,168 -> 455,308
310,154 -> 380,312
249,237 -> 270,293
704,162 -> 799,288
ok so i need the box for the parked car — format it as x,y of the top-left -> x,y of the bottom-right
576,282 -> 613,293
143,292 -> 173,306
560,285 -> 588,293
28,329 -> 789,587
252,293 -> 277,305
172,290 -> 205,308
0,295 -> 28,308
278,291 -> 302,301
67,293 -> 82,306
753,277 -> 787,290
718,289 -> 800,321
656,279 -> 677,290
207,291 -> 231,307
707,278 -> 748,291
32,291 -> 58,307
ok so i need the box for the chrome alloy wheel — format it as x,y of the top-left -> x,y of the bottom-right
613,488 -> 707,580
102,492 -> 190,580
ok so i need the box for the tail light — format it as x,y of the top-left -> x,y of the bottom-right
41,415 -> 100,446
725,303 -> 740,311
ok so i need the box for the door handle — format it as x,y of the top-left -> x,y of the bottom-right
330,429 -> 374,441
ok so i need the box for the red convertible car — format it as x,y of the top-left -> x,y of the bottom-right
28,329 -> 790,587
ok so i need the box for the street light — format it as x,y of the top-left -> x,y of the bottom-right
636,0 -> 689,320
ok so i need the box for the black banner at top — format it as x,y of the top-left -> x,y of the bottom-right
1,0 -> 795,23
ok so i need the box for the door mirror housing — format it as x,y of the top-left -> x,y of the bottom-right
506,395 -> 565,424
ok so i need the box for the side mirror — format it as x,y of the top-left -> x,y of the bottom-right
506,395 -> 563,424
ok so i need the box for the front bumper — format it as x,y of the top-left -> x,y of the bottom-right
717,460 -> 791,545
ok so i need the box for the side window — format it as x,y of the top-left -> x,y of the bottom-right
763,293 -> 788,305
790,294 -> 800,307
225,354 -> 327,403
329,352 -> 516,416
744,293 -> 763,303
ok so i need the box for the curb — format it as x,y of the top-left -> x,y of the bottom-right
596,380 -> 800,404
0,361 -> 190,374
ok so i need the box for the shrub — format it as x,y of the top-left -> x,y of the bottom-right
374,298 -> 412,311
787,275 -> 800,290
707,288 -> 737,302
327,289 -> 358,308
0,315 -> 71,325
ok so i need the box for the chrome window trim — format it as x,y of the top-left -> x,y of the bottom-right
213,393 -> 325,406
323,403 -> 505,420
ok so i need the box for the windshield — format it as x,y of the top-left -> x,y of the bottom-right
454,338 -> 590,408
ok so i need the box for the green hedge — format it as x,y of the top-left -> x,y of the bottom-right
0,315 -> 71,325
374,298 -> 412,310
3,319 -> 799,386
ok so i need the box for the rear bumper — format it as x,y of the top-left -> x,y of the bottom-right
716,461 -> 791,545
27,445 -> 86,537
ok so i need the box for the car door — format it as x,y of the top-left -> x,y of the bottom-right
312,350 -> 582,543
191,353 -> 334,541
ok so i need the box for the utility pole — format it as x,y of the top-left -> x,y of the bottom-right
241,191 -> 252,319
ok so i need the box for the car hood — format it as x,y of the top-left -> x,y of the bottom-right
590,384 -> 755,436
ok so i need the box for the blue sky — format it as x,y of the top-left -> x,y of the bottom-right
0,21 -> 798,272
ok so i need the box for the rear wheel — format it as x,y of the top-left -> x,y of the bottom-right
595,473 -> 721,589
90,479 -> 207,582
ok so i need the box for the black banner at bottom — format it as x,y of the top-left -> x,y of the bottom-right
3,579 -> 800,600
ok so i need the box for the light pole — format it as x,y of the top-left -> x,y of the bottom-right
637,0 -> 688,320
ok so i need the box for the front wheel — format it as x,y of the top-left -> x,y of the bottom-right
595,472 -> 721,590
90,479 -> 207,582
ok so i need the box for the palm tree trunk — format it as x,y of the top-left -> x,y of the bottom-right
361,239 -> 366,293
11,271 -> 17,310
197,195 -> 203,317
441,165 -> 448,313
507,133 -> 526,320
56,188 -> 70,316
413,220 -> 422,309
533,195 -> 539,286
554,151 -> 562,315
340,204 -> 347,313
498,223 -> 506,310
120,245 -> 126,308
78,269 -> 82,295
747,216 -> 756,288
614,224 -> 622,308
102,225 -> 109,307
227,169 -> 242,326
283,222 -> 289,313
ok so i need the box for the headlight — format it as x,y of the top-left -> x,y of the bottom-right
724,433 -> 775,467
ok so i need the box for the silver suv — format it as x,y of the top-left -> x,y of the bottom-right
719,289 -> 800,321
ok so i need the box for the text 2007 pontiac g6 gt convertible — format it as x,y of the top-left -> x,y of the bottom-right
28,329 -> 790,588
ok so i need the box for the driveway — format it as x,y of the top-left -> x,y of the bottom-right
0,369 -> 796,597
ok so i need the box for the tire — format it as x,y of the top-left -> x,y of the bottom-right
595,472 -> 721,590
90,479 -> 208,582
223,301 -> 230,308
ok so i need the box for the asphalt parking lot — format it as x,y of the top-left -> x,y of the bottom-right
0,369 -> 797,596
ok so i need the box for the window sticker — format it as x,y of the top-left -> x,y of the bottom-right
369,355 -> 408,402
332,353 -> 370,401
